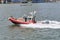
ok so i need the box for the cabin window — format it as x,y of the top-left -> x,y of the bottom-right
28,18 -> 31,20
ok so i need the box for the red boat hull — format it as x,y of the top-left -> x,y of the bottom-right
8,17 -> 36,24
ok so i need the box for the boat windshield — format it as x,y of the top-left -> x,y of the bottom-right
27,18 -> 32,20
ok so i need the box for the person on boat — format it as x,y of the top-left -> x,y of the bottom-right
23,14 -> 27,22
32,16 -> 36,23
23,16 -> 27,22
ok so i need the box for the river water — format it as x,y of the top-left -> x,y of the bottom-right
0,2 -> 60,40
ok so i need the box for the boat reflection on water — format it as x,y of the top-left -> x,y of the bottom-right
8,24 -> 35,31
8,24 -> 25,29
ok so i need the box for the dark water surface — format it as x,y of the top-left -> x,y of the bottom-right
0,3 -> 60,40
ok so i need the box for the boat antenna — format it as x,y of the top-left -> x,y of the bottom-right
33,11 -> 36,15
29,11 -> 36,16
33,11 -> 36,16
22,14 -> 27,17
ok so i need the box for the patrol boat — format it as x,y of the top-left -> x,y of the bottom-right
8,11 -> 36,24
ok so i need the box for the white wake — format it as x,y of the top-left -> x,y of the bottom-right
20,20 -> 60,29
